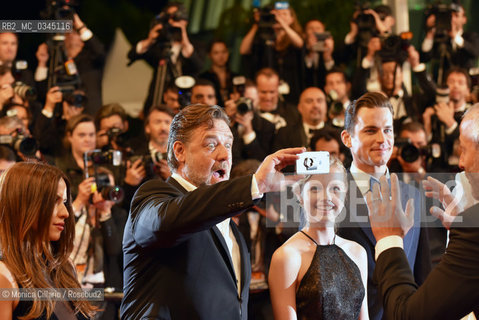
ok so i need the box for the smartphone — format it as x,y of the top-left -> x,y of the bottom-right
296,151 -> 330,175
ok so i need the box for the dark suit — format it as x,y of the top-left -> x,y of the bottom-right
420,31 -> 479,71
337,174 -> 431,320
374,203 -> 479,320
231,113 -> 275,165
121,175 -> 253,319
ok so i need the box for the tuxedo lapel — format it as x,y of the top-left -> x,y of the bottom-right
210,227 -> 238,289
230,220 -> 249,293
299,123 -> 308,147
348,177 -> 377,246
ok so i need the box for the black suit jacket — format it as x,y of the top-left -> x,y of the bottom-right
374,203 -> 479,320
231,113 -> 275,165
120,175 -> 253,319
337,174 -> 430,320
420,31 -> 479,71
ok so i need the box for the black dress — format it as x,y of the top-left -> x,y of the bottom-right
296,231 -> 365,320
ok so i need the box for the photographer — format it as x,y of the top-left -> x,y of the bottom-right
420,4 -> 479,80
54,114 -> 96,200
71,166 -> 127,320
224,79 -> 275,164
132,105 -> 174,181
127,3 -> 201,116
389,122 -> 427,179
35,13 -> 105,116
95,103 -> 146,212
32,85 -> 86,157
421,67 -> 472,168
240,2 -> 304,102
0,32 -> 35,86
352,45 -> 424,127
190,79 -> 218,106
199,40 -> 239,107
324,67 -> 352,129
55,115 -> 127,313
0,115 -> 42,162
342,4 -> 395,67
162,83 -> 181,113
303,19 -> 336,88
273,87 -> 331,153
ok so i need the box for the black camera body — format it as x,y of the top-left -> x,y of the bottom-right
95,172 -> 124,203
378,32 -> 413,64
232,76 -> 253,115
395,138 -> 440,163
152,6 -> 188,43
44,0 -> 78,20
0,130 -> 39,157
105,127 -> 130,150
255,6 -> 276,43
354,2 -> 377,47
425,2 -> 461,43
84,149 -> 124,203
312,32 -> 332,52
236,97 -> 254,115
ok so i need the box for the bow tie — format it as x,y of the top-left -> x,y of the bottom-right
309,128 -> 322,135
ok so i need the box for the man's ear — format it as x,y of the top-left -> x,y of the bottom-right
173,141 -> 185,164
341,129 -> 352,148
123,121 -> 129,132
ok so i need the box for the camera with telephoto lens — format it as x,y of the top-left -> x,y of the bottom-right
174,76 -> 195,107
152,5 -> 188,43
129,151 -> 167,178
232,76 -> 253,115
395,138 -> 441,163
13,82 -> 37,101
354,1 -> 377,47
105,127 -> 130,150
0,129 -> 38,157
425,1 -> 461,43
95,172 -> 124,203
83,149 -> 124,203
84,149 -> 122,167
43,0 -> 78,21
312,32 -> 331,52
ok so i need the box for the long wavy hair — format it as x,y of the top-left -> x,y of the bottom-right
0,162 -> 96,319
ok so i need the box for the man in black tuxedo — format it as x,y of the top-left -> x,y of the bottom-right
420,4 -> 479,77
273,87 -> 330,152
367,103 -> 479,320
338,92 -> 430,320
120,103 -> 303,319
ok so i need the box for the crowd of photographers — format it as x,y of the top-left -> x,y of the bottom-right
0,1 -> 478,319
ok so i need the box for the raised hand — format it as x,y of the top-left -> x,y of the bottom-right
255,147 -> 305,194
366,173 -> 414,241
423,176 -> 463,229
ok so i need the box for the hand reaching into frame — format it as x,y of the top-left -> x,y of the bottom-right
366,174 -> 414,241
